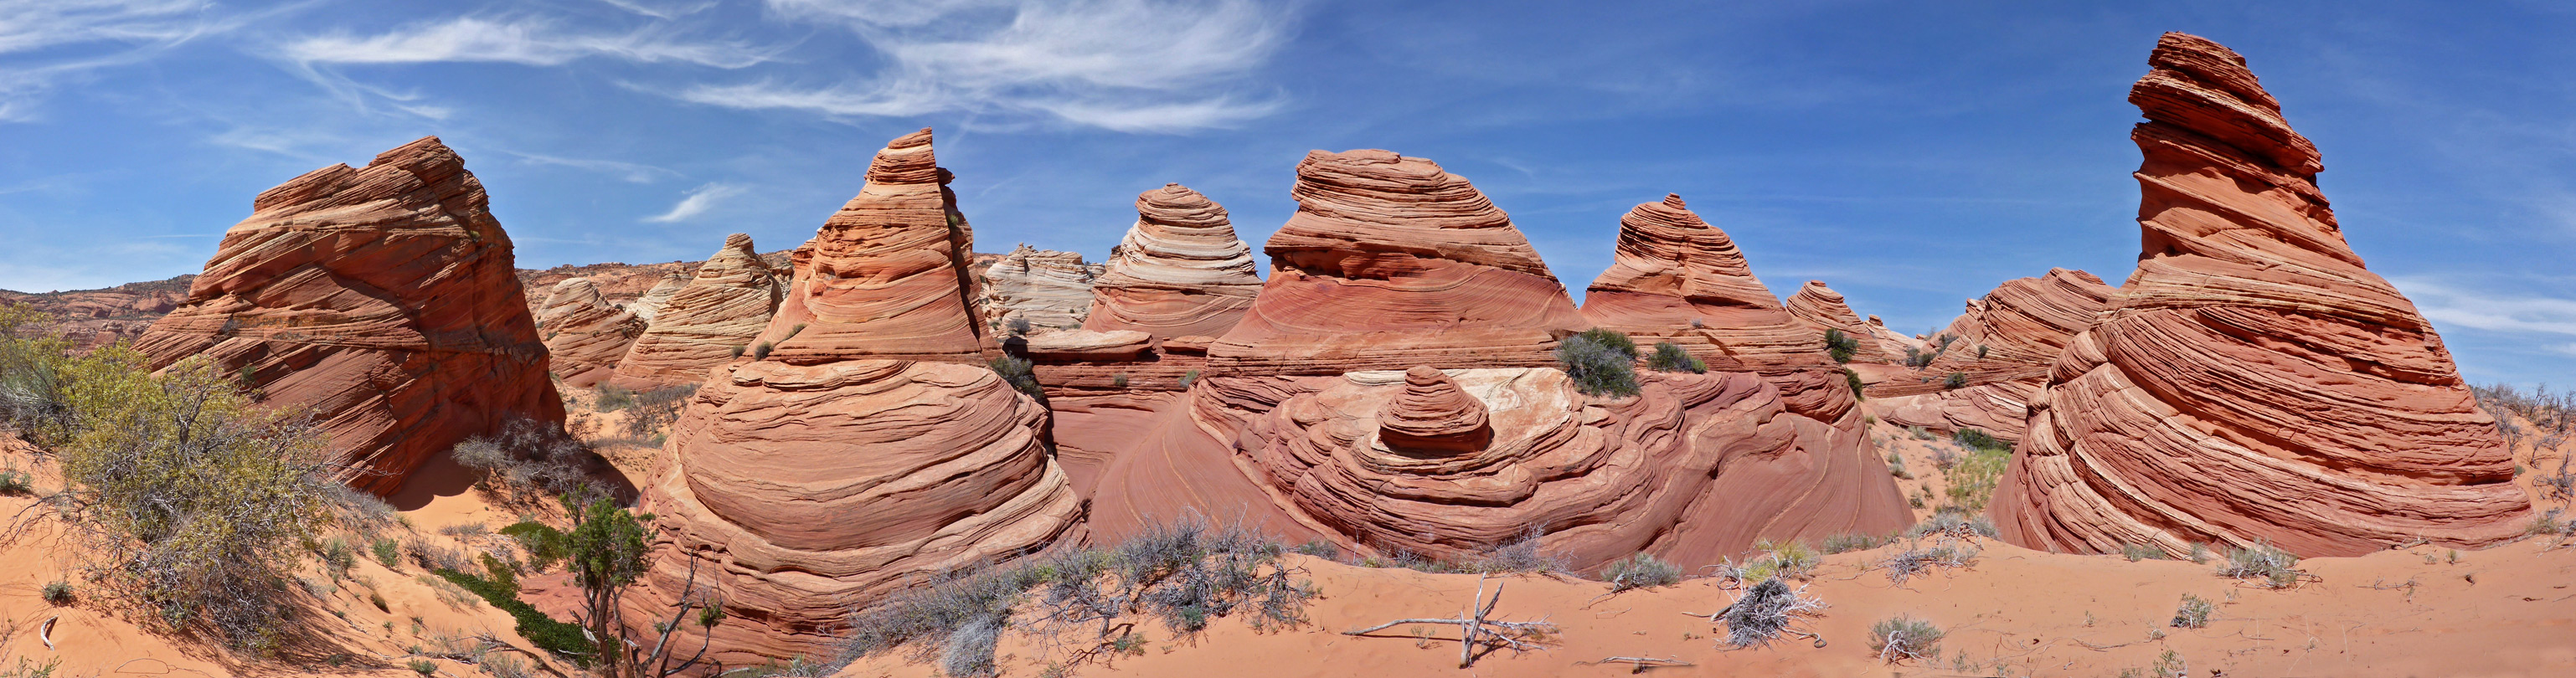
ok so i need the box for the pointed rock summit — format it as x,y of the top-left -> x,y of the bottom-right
1994,33 -> 2530,557
1376,367 -> 1492,454
537,278 -> 647,388
1873,268 -> 2119,440
132,136 -> 561,495
1083,183 -> 1263,339
628,272 -> 688,322
1210,149 -> 1588,373
1785,280 -> 1884,362
610,233 -> 783,388
978,244 -> 1100,332
1580,193 -> 1838,372
628,130 -> 1081,664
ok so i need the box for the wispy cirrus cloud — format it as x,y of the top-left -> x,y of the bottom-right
669,0 -> 1292,132
502,150 -> 681,183
644,182 -> 745,223
2390,275 -> 2576,338
282,16 -> 779,69
0,0 -> 240,121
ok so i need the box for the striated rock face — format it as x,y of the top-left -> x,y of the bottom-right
1208,150 -> 1589,374
628,129 -> 1080,664
609,234 -> 784,388
1993,33 -> 2530,557
1871,269 -> 2119,440
131,136 -> 561,495
979,244 -> 1101,332
1785,280 -> 1885,363
627,272 -> 688,322
1083,183 -> 1265,339
1144,368 -> 1909,570
0,275 -> 193,351
1580,194 -> 1839,372
536,278 -> 646,388
1866,315 -> 1924,363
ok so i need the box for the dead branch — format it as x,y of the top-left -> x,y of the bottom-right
1342,574 -> 1558,668
1583,655 -> 1695,673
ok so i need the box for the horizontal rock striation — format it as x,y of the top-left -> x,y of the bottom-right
1785,280 -> 1886,364
1083,183 -> 1265,340
536,278 -> 646,388
131,136 -> 561,495
1993,33 -> 2530,557
980,244 -> 1101,333
1208,150 -> 1589,374
1871,269 -> 2119,440
609,234 -> 784,388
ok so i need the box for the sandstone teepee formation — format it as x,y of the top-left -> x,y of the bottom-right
1991,33 -> 2530,557
1208,150 -> 1589,373
1873,268 -> 2119,440
607,233 -> 783,388
1579,193 -> 1840,372
535,278 -> 647,388
626,129 -> 1082,663
978,244 -> 1101,332
131,136 -> 560,496
1083,183 -> 1264,341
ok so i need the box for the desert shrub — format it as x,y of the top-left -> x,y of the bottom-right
1888,455 -> 1912,480
1645,342 -> 1705,373
501,521 -> 569,571
1821,533 -> 1888,554
1902,346 -> 1935,368
1842,367 -> 1865,399
595,384 -> 638,411
2170,593 -> 2213,629
1110,373 -> 1128,388
1007,316 -> 1033,336
2122,542 -> 2170,562
1868,615 -> 1943,663
451,416 -> 616,501
1882,539 -> 1979,585
729,345 -> 745,358
374,538 -> 403,568
1291,541 -> 1340,559
2216,541 -> 2305,588
0,303 -> 77,436
1555,329 -> 1641,398
1942,372 -> 1967,389
845,516 -> 1311,677
754,342 -> 775,360
1602,552 -> 1681,591
406,660 -> 437,675
1908,425 -> 1933,440
1943,430 -> 2012,512
1905,512 -> 1997,540
1929,445 -> 1960,471
31,347 -> 340,650
1824,329 -> 1860,363
1177,369 -> 1200,390
0,466 -> 28,496
784,323 -> 808,341
619,385 -> 696,442
989,357 -> 1043,399
431,565 -> 591,665
41,581 -> 72,605
1717,578 -> 1827,648
1723,540 -> 1818,584
1453,527 -> 1568,574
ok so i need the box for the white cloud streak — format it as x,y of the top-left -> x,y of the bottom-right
594,0 -> 719,20
645,182 -> 744,223
283,16 -> 778,69
2391,275 -> 2576,338
504,151 -> 681,183
672,0 -> 1291,132
0,0 -> 237,121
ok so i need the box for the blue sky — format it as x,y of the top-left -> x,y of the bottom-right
4,1 -> 2576,387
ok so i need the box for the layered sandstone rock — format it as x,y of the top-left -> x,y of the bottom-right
608,234 -> 783,388
536,278 -> 646,388
1108,368 -> 1909,570
628,272 -> 688,322
1208,150 -> 1589,373
1866,315 -> 1924,363
1580,194 -> 1839,372
1992,33 -> 2530,557
131,136 -> 561,495
629,129 -> 1079,663
980,244 -> 1100,332
1785,280 -> 1885,363
1871,269 -> 2119,440
1083,183 -> 1264,339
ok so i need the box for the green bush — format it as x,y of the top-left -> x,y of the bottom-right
451,416 -> 616,501
407,660 -> 436,675
1645,342 -> 1705,373
2170,593 -> 2213,629
1843,367 -> 1865,399
19,339 -> 339,650
1943,429 -> 2013,512
989,357 -> 1043,399
1556,329 -> 1641,398
499,521 -> 569,571
1821,533 -> 1888,554
431,566 -> 591,665
1868,615 -> 1944,663
1942,372 -> 1967,389
41,581 -> 72,605
1178,369 -> 1200,390
1824,329 -> 1861,363
1111,373 -> 1129,388
754,342 -> 775,360
1602,552 -> 1682,591
0,467 -> 28,496
374,538 -> 402,568
595,384 -> 638,411
2122,542 -> 2170,562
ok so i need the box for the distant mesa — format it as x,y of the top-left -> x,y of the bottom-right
1991,32 -> 2531,557
131,136 -> 562,496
